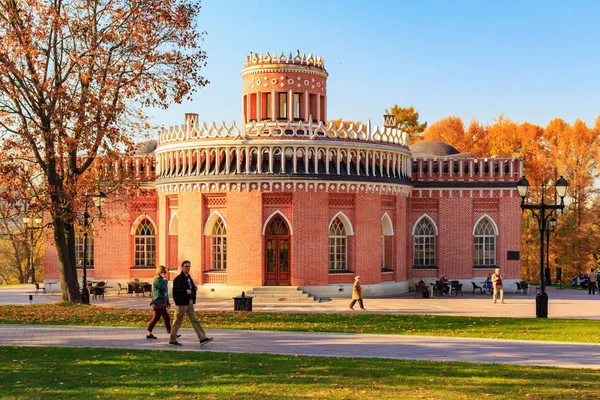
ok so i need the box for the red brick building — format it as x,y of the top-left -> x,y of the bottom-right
44,51 -> 523,297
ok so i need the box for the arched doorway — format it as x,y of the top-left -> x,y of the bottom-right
264,215 -> 291,285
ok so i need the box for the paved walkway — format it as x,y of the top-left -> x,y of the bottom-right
5,284 -> 600,320
2,285 -> 600,369
1,324 -> 599,369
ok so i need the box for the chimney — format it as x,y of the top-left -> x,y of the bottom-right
383,114 -> 396,128
185,113 -> 198,127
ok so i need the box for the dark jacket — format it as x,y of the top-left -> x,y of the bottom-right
172,272 -> 197,305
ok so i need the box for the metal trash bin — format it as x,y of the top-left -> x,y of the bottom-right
233,292 -> 253,311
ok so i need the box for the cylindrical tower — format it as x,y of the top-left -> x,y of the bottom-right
241,50 -> 328,125
154,50 -> 412,294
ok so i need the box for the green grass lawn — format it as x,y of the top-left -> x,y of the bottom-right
1,303 -> 599,343
0,346 -> 597,399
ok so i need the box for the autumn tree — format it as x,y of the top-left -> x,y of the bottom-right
423,116 -> 467,149
385,105 -> 427,143
0,0 -> 208,301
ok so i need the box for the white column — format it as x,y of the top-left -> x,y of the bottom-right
316,94 -> 321,122
293,147 -> 298,173
225,148 -> 230,174
304,90 -> 309,122
304,147 -> 309,174
257,91 -> 262,122
257,147 -> 263,173
271,90 -> 276,122
245,147 -> 250,173
288,90 -> 293,122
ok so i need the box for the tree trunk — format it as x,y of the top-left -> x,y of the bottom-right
53,217 -> 81,302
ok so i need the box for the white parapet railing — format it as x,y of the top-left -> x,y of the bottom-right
158,119 -> 409,147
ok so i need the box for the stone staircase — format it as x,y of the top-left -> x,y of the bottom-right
246,286 -> 320,304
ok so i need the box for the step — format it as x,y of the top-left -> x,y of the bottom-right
248,287 -> 302,292
247,291 -> 307,297
253,298 -> 318,304
245,286 -> 320,304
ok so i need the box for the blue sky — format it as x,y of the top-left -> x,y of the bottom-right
149,0 -> 600,130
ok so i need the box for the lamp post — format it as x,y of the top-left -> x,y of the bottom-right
80,192 -> 106,304
545,217 -> 557,286
517,176 -> 568,318
22,207 -> 43,284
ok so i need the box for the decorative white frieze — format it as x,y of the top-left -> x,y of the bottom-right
156,180 -> 411,197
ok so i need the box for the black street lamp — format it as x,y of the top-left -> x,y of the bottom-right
545,217 -> 557,286
22,206 -> 43,284
517,176 -> 568,318
80,192 -> 106,304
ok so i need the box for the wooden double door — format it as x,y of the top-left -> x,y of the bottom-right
264,215 -> 290,286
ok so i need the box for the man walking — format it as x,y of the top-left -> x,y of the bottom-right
169,260 -> 213,347
589,268 -> 597,295
491,268 -> 504,304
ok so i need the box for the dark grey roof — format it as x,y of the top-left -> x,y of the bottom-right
410,140 -> 471,158
134,140 -> 157,155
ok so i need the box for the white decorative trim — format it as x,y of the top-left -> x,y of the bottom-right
381,212 -> 394,236
472,214 -> 499,236
329,211 -> 354,236
411,188 -> 517,198
412,214 -> 438,236
204,210 -> 227,236
168,212 -> 179,236
130,214 -> 158,235
262,210 -> 293,235
156,180 -> 412,197
157,119 -> 409,147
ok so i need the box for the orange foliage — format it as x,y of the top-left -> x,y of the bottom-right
0,0 -> 209,301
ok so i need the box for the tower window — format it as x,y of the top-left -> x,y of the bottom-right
294,93 -> 301,119
278,93 -> 287,119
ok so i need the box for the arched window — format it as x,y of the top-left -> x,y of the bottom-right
211,218 -> 227,270
75,236 -> 94,269
474,217 -> 497,266
381,213 -> 394,271
134,218 -> 156,267
265,214 -> 290,236
329,217 -> 348,271
413,217 -> 436,267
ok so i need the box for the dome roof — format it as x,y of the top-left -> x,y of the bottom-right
410,140 -> 463,157
134,140 -> 157,155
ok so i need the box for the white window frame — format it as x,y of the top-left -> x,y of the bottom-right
329,217 -> 347,271
412,216 -> 437,267
134,218 -> 156,267
474,216 -> 498,266
211,218 -> 227,270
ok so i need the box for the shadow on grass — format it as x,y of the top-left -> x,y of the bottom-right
0,347 -> 598,399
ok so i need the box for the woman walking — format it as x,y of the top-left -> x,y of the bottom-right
349,276 -> 366,310
146,265 -> 172,339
